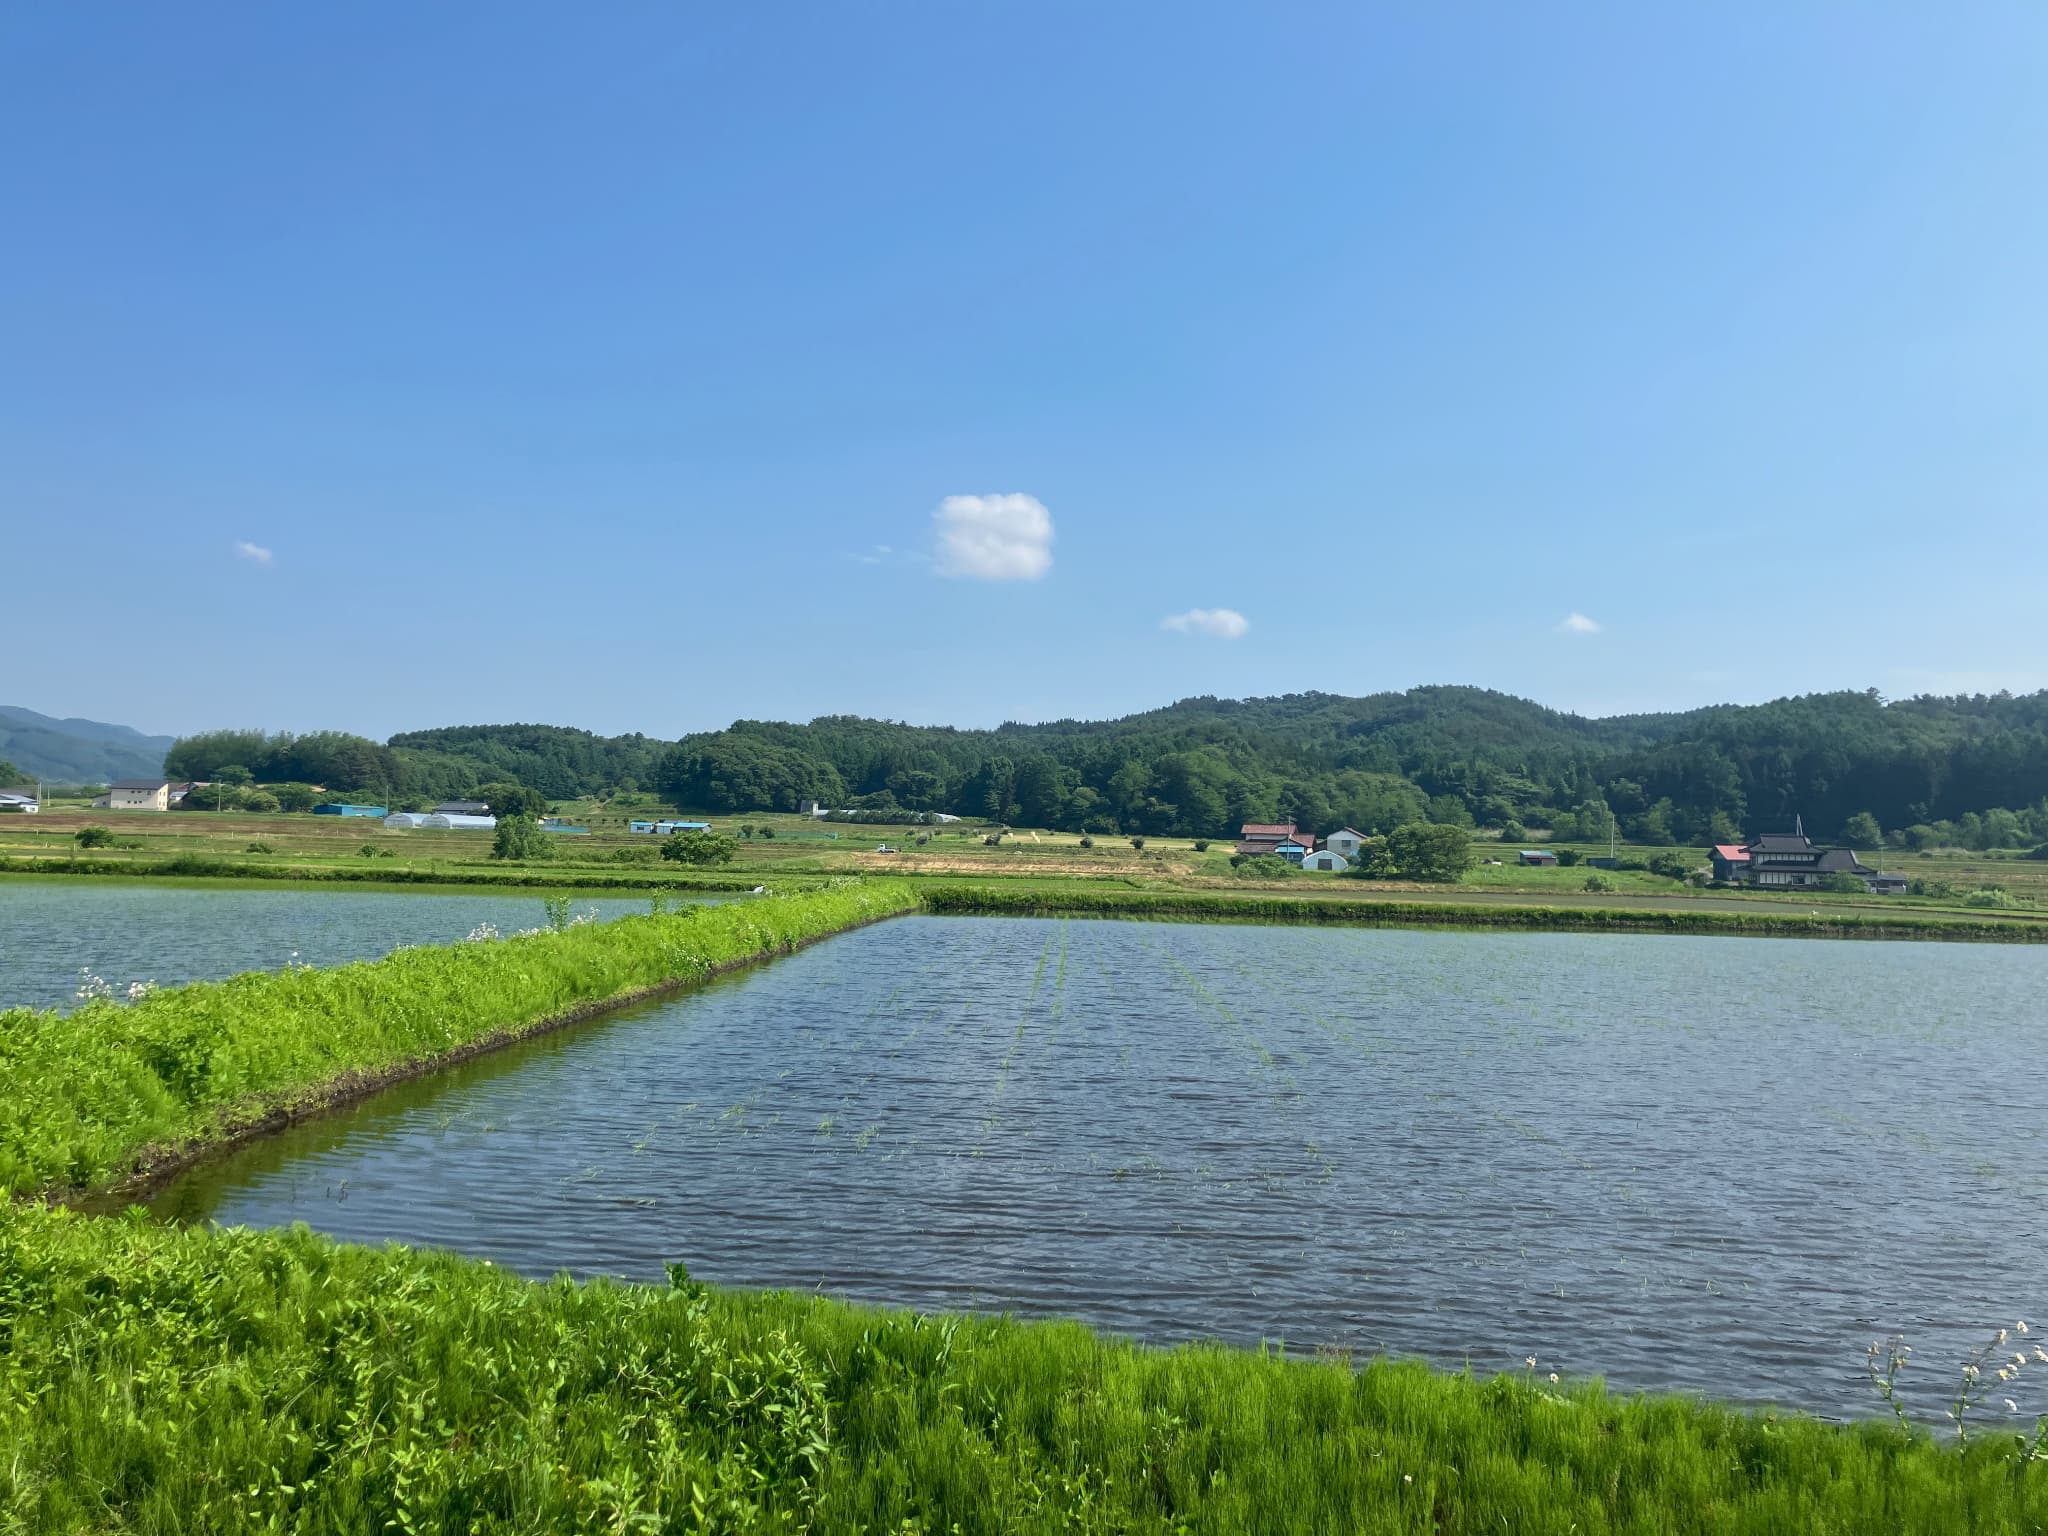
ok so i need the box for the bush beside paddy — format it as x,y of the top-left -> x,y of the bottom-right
2,1206 -> 2039,1534
0,880 -> 918,1199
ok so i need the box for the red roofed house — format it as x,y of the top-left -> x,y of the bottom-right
1709,844 -> 1750,882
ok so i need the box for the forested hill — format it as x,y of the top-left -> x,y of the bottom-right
161,686 -> 2048,850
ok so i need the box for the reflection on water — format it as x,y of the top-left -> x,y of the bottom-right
0,881 -> 723,1011
151,915 -> 2048,1419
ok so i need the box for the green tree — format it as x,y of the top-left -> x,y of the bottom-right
1387,822 -> 1475,881
1840,812 -> 1883,848
661,830 -> 736,866
272,783 -> 321,813
74,825 -> 115,849
479,782 -> 548,820
0,759 -> 21,785
1818,872 -> 1866,894
491,816 -> 553,861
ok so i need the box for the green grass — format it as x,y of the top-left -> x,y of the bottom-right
918,883 -> 2048,942
4,1207 -> 2042,1534
0,880 -> 918,1199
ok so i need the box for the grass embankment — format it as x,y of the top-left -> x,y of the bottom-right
5,1209 -> 2039,1534
0,853 -> 802,894
0,881 -> 917,1200
921,885 -> 2048,943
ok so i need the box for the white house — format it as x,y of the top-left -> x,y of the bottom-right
1324,828 -> 1369,859
0,787 -> 39,814
108,779 -> 171,811
1301,849 -> 1350,872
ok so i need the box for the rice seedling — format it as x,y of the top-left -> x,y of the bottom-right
2,1205 -> 2041,1533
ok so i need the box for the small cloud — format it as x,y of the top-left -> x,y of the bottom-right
1161,607 -> 1250,639
933,494 -> 1054,581
234,541 -> 274,566
1557,612 -> 1600,635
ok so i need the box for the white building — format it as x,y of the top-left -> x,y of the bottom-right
1324,828 -> 1369,859
1301,849 -> 1350,872
108,779 -> 171,811
0,788 -> 39,814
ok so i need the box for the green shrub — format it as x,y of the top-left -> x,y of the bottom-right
1582,874 -> 1615,892
72,825 -> 115,849
1964,887 -> 2017,909
662,830 -> 736,866
1192,839 -> 1210,852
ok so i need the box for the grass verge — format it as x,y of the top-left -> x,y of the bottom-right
0,880 -> 917,1200
919,884 -> 2048,943
3,1207 -> 2040,1534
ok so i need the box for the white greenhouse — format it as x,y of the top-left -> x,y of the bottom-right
422,812 -> 497,830
382,812 -> 429,828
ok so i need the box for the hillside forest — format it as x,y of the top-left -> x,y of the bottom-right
154,687 -> 2048,852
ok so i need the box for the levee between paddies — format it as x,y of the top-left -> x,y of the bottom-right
919,883 -> 2048,942
0,880 -> 919,1200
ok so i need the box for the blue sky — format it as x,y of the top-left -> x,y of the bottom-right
5,4 -> 2044,740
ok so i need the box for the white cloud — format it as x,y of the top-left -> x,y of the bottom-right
932,494 -> 1054,581
1557,612 -> 1601,634
1161,607 -> 1250,639
234,541 -> 273,566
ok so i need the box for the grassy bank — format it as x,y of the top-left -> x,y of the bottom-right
0,880 -> 917,1200
920,884 -> 2048,943
4,1208 -> 2039,1535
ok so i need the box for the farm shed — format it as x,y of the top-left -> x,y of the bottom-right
1517,849 -> 1559,866
1301,849 -> 1350,872
433,800 -> 492,815
0,787 -> 40,813
631,819 -> 711,835
1274,837 -> 1311,863
422,813 -> 496,830
539,819 -> 589,834
109,779 -> 172,811
314,803 -> 388,818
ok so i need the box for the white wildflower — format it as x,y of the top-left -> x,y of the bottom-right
1525,1356 -> 1537,1370
2006,1399 -> 2020,1413
1549,1372 -> 1560,1384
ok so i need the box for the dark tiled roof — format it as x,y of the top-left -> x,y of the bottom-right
110,779 -> 170,790
1745,832 -> 1814,853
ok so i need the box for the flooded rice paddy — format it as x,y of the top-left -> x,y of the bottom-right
150,915 -> 2048,1419
0,880 -> 721,1011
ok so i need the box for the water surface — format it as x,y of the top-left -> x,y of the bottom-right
151,916 -> 2048,1420
0,880 -> 720,1011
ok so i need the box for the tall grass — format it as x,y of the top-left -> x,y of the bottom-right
919,884 -> 2048,942
2,1207 -> 2039,1533
0,880 -> 917,1198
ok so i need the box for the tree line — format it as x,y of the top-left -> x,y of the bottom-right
162,686 -> 2048,849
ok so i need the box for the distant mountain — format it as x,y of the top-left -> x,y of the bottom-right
0,706 -> 175,784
